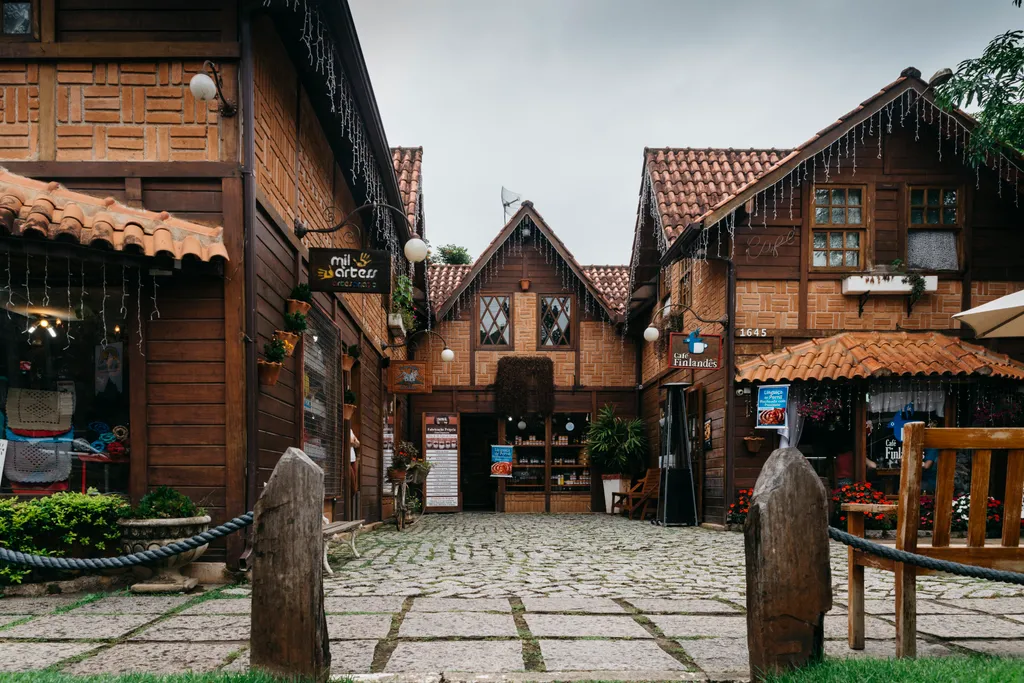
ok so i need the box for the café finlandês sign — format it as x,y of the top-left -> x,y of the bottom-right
668,330 -> 722,370
309,248 -> 391,294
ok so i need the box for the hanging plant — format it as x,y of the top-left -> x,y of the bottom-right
797,397 -> 843,428
341,340 -> 361,371
495,356 -> 555,417
343,389 -> 357,420
393,275 -> 416,331
287,284 -> 312,315
274,312 -> 307,358
258,338 -> 287,386
891,259 -> 927,313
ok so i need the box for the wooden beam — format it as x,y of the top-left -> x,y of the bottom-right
0,41 -> 239,60
2,161 -> 240,178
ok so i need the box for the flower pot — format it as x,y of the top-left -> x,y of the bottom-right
601,474 -> 629,514
519,278 -> 531,291
341,354 -> 356,372
743,436 -> 765,454
388,468 -> 407,483
118,515 -> 211,592
275,330 -> 300,357
286,299 -> 311,316
343,403 -> 356,420
257,359 -> 282,386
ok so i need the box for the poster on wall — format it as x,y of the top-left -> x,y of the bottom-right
382,415 -> 394,496
703,418 -> 713,451
94,343 -> 123,394
669,330 -> 722,370
490,445 -> 513,477
389,361 -> 431,394
755,384 -> 789,430
308,248 -> 391,294
424,414 -> 459,511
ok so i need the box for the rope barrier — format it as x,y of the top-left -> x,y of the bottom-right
828,526 -> 1024,585
0,512 -> 254,572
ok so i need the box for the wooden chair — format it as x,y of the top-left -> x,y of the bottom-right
611,469 -> 661,519
843,423 -> 1024,658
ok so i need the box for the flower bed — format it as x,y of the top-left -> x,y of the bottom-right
727,488 -> 752,526
831,482 -> 895,531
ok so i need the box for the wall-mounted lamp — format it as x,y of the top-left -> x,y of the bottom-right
517,420 -> 527,431
642,303 -> 729,343
381,329 -> 455,363
294,202 -> 428,264
189,61 -> 237,118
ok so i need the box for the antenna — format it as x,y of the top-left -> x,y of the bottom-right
501,186 -> 522,222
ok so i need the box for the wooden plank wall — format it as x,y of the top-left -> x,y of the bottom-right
55,0 -> 234,43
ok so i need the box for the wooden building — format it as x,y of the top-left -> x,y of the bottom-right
0,0 -> 425,566
627,67 -> 1024,525
415,203 -> 634,513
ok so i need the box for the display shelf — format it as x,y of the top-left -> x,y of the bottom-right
512,441 -> 546,447
506,484 -> 545,489
513,464 -> 545,468
551,443 -> 585,448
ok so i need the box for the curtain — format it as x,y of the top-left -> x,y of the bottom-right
868,385 -> 945,416
779,385 -> 804,449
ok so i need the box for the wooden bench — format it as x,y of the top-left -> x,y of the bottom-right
611,469 -> 661,520
844,423 -> 1024,657
322,519 -> 364,575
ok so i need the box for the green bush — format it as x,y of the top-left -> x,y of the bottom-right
0,493 -> 130,584
129,486 -> 204,520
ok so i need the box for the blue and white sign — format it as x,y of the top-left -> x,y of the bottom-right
490,445 -> 514,478
756,384 -> 789,430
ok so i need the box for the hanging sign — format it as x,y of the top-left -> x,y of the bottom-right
669,330 -> 722,370
308,248 -> 391,294
423,414 -> 459,511
755,384 -> 789,430
490,445 -> 513,477
389,361 -> 431,394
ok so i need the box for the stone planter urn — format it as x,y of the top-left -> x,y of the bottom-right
118,515 -> 211,593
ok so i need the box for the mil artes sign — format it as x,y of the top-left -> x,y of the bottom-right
668,330 -> 722,370
308,248 -> 391,294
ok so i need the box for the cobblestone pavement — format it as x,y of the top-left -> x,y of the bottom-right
1,513 -> 1022,682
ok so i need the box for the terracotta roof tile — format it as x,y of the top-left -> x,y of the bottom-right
391,147 -> 422,234
646,148 -> 790,242
427,263 -> 471,313
736,332 -> 1024,383
582,265 -> 629,314
0,168 -> 227,261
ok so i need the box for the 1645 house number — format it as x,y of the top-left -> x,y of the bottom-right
739,328 -> 769,337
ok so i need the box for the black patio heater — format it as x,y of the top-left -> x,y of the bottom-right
656,382 -> 699,526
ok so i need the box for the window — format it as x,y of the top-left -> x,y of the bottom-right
539,295 -> 572,348
812,187 -> 864,269
680,261 -> 692,309
2,2 -> 31,35
907,187 -> 960,271
478,295 -> 511,346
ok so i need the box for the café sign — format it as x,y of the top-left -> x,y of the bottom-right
668,330 -> 722,370
309,248 -> 391,294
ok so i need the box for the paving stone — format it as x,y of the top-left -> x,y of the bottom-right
327,614 -> 393,640
130,616 -> 249,642
220,588 -> 251,596
824,639 -> 953,658
182,599 -> 251,615
951,639 -> 1024,656
627,598 -> 741,614
409,598 -> 510,612
64,642 -> 243,674
2,614 -> 155,640
525,614 -> 652,638
325,596 -> 405,613
649,615 -> 747,638
916,614 -> 1024,639
386,641 -> 524,673
399,612 -> 517,638
950,598 -> 1024,615
0,615 -> 28,628
677,637 -> 748,676
329,640 -> 378,673
862,599 -> 978,615
70,596 -> 190,614
823,614 -> 895,640
539,639 -> 689,671
0,642 -> 100,671
0,596 -> 81,615
521,597 -> 625,613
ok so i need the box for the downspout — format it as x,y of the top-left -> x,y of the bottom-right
720,257 -> 736,527
240,8 -> 259,539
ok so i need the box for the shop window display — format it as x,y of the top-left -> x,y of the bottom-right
1,255 -> 132,495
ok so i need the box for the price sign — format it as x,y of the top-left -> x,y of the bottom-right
423,414 -> 460,511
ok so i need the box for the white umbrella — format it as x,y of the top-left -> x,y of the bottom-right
953,289 -> 1024,338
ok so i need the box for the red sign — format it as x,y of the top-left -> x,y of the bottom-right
668,331 -> 722,370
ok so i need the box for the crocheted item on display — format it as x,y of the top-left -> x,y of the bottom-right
5,389 -> 72,432
3,440 -> 72,483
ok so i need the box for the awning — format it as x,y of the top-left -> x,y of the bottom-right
953,289 -> 1024,339
736,331 -> 1024,383
0,169 -> 228,262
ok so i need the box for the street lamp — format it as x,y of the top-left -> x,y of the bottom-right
294,202 -> 428,264
642,303 -> 729,343
381,329 -> 455,363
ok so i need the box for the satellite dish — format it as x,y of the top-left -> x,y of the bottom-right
501,186 -> 522,222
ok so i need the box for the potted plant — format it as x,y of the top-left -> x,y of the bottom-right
586,405 -> 647,513
743,435 -> 765,454
343,389 -> 357,420
341,340 -> 361,372
287,283 -> 312,316
275,311 -> 307,357
387,450 -> 411,483
118,486 -> 210,593
258,338 -> 287,386
519,278 -> 531,291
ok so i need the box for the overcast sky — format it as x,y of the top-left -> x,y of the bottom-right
350,0 -> 1019,265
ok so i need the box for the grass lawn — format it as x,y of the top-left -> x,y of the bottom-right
766,655 -> 1024,683
0,675 -> 352,683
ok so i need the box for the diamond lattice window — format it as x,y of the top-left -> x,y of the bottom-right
539,295 -> 572,348
479,295 -> 511,346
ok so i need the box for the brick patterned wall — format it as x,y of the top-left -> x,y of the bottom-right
0,64 -> 39,160
476,293 -> 575,385
735,280 -> 800,330
972,281 -> 1024,307
806,280 -> 962,330
431,320 -> 471,386
254,27 -> 297,226
54,62 -> 219,161
580,322 -> 635,386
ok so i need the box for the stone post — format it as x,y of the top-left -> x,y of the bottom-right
250,447 -> 331,681
745,447 -> 832,681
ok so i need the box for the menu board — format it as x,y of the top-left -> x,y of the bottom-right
424,413 -> 460,511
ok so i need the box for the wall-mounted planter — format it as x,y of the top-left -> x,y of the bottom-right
841,275 -> 938,295
341,354 -> 356,372
743,436 -> 765,454
387,313 -> 406,338
343,403 -> 356,420
286,299 -> 312,316
519,278 -> 531,292
274,330 -> 300,357
257,359 -> 283,386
